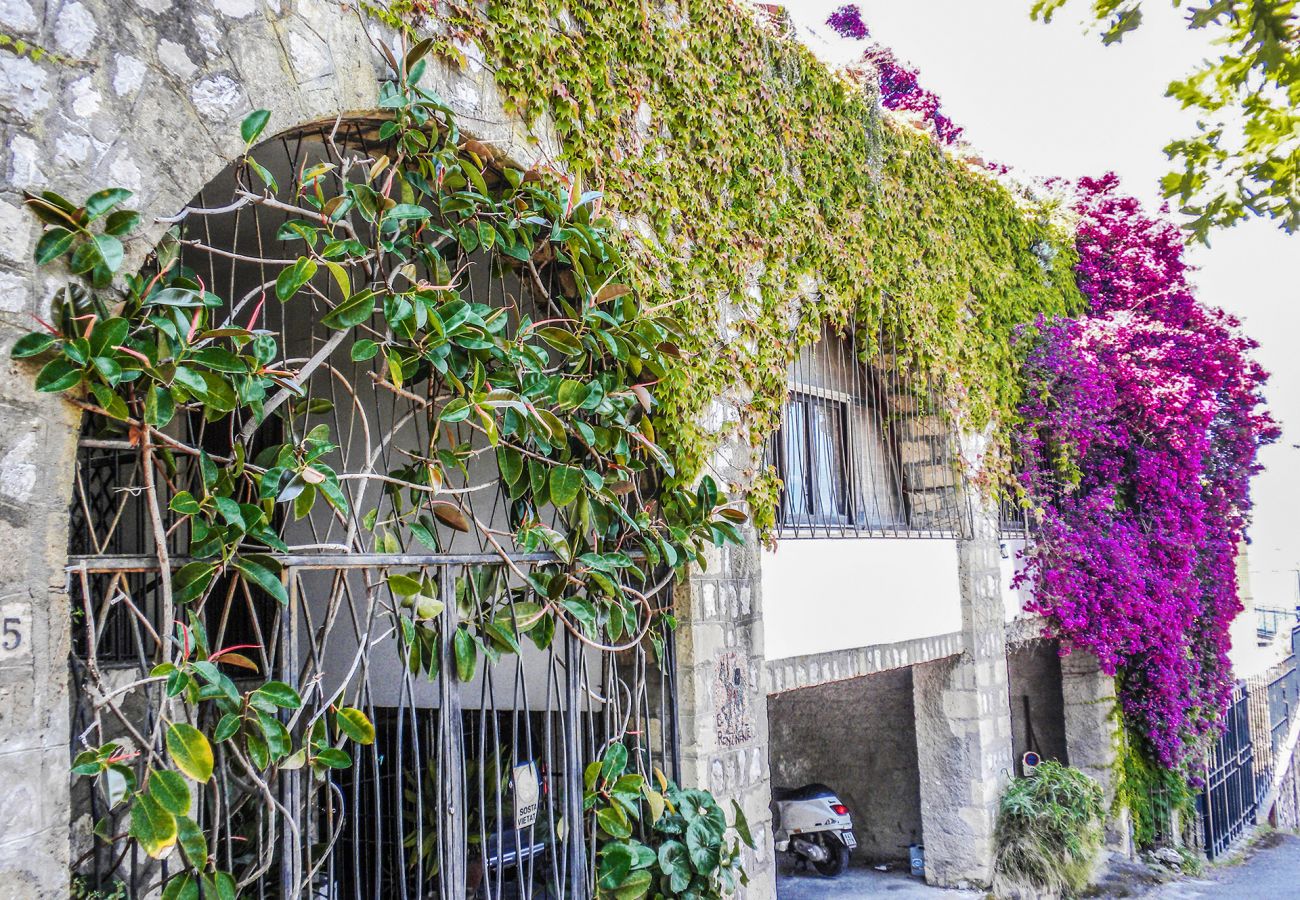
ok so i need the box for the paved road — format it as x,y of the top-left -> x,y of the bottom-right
1139,832 -> 1300,899
777,832 -> 1300,897
776,862 -> 979,899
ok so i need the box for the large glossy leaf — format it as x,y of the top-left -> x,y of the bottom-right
130,792 -> 178,858
165,723 -> 214,783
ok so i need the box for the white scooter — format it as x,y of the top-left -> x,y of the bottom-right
772,783 -> 856,877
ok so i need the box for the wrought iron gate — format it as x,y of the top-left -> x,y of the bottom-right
1198,683 -> 1258,860
65,113 -> 687,897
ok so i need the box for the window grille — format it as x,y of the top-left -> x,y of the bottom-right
768,326 -> 967,539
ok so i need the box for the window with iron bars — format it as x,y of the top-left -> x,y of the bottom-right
767,328 -> 967,539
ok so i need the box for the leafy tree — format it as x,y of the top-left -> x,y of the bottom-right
1032,1 -> 1300,241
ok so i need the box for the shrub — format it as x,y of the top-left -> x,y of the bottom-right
993,761 -> 1104,897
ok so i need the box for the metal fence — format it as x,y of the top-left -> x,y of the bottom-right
1256,605 -> 1300,642
66,122 -> 684,898
1198,629 -> 1300,861
1198,682 -> 1259,860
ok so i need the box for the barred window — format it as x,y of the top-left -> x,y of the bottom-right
769,327 -> 965,538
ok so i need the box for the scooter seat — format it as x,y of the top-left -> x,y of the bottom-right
772,783 -> 836,802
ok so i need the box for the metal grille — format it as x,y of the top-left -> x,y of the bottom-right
767,325 -> 968,539
68,123 -> 681,898
1198,682 -> 1259,860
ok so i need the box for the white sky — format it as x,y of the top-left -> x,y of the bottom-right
775,0 -> 1300,609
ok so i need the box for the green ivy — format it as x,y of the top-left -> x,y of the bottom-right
373,0 -> 1087,529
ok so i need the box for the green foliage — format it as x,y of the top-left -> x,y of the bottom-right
585,743 -> 754,898
383,0 -> 1085,530
1032,0 -> 1300,240
993,761 -> 1105,897
20,45 -> 742,893
1115,720 -> 1198,851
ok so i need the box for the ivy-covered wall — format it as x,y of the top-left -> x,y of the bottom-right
377,0 -> 1087,519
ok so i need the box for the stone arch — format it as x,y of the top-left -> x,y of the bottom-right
0,4 -> 558,893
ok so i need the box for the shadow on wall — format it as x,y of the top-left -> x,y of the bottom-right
767,668 -> 922,863
1007,640 -> 1068,773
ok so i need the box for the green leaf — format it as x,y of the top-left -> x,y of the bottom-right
549,465 -> 583,507
335,707 -> 375,745
350,339 -> 380,361
147,769 -> 191,816
536,326 -> 582,356
614,870 -> 652,900
160,875 -> 197,900
600,742 -> 628,784
453,627 -> 476,682
321,289 -> 376,329
92,233 -> 124,274
103,208 -> 142,236
233,554 -> 288,605
658,841 -> 692,893
314,746 -> 352,769
176,814 -> 208,870
497,446 -> 524,486
34,226 -> 75,264
166,723 -> 214,783
731,799 -> 755,849
241,109 -> 271,145
596,803 -> 632,839
386,203 -> 431,221
254,681 -> 302,709
213,713 -> 241,742
85,188 -> 132,219
686,819 -> 721,873
276,257 -> 318,302
130,791 -> 178,859
599,843 -> 635,890
11,332 -> 56,358
35,356 -> 82,392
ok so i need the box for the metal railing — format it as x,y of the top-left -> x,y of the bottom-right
1198,682 -> 1259,860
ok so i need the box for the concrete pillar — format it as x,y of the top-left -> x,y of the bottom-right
911,457 -> 1014,889
1061,650 -> 1131,857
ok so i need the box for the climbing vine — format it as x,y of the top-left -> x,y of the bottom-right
368,0 -> 1085,529
18,46 -> 749,896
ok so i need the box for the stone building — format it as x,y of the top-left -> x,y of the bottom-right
0,1 -> 1126,897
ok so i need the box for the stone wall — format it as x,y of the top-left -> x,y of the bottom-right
0,1 -> 779,895
768,668 -> 923,863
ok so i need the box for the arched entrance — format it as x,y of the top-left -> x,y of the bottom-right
63,96 -> 684,897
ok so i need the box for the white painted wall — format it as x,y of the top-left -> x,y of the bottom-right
1000,537 -> 1034,622
761,538 -> 962,661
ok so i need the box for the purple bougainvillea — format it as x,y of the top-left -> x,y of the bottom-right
826,4 -> 869,41
826,5 -> 962,144
1014,174 -> 1277,768
863,46 -> 963,145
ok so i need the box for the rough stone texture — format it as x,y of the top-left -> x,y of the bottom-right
1006,639 -> 1068,772
676,431 -> 776,898
1061,650 -> 1132,858
766,630 -> 962,694
768,668 -> 923,862
911,460 -> 1014,890
0,2 -> 555,895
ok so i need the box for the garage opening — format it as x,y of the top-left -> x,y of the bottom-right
768,667 -> 923,866
1007,640 -> 1069,774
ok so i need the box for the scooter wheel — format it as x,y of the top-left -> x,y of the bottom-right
811,834 -> 850,877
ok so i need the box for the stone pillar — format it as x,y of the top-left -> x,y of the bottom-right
675,533 -> 774,898
1061,650 -> 1131,857
0,384 -> 79,899
911,475 -> 1014,889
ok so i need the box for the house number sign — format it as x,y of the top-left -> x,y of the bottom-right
0,601 -> 31,661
